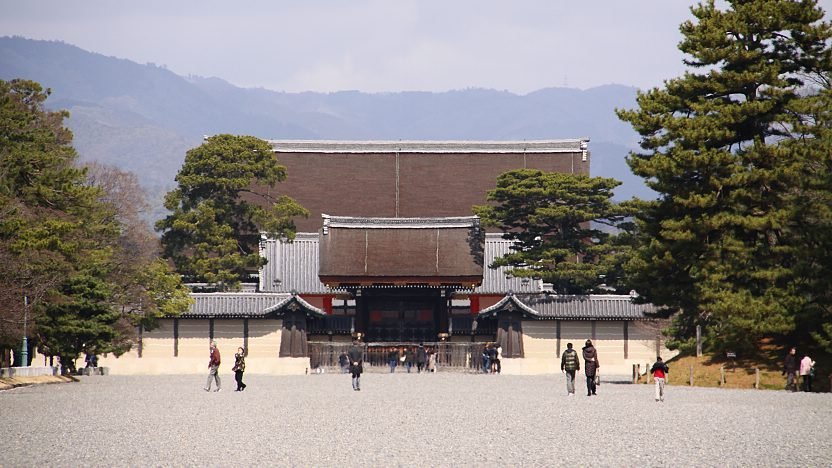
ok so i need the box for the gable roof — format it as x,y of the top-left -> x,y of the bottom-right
183,292 -> 325,319
478,293 -> 656,321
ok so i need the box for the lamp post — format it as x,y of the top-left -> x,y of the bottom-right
20,296 -> 29,367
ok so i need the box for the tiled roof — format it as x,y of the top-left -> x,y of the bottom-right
259,233 -> 330,293
259,232 -> 537,294
268,140 -> 589,154
183,292 -> 325,318
478,294 -> 656,320
473,234 -> 542,294
323,215 -> 480,230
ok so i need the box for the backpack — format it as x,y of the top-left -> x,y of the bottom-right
563,349 -> 578,371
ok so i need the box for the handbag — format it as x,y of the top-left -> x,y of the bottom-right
594,373 -> 601,386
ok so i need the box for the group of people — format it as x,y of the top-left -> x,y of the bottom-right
203,341 -> 247,393
560,339 -> 669,401
783,347 -> 816,392
481,342 -> 501,374
202,340 -> 819,397
559,340 -> 602,397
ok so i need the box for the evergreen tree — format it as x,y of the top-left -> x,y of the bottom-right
157,135 -> 308,290
474,170 -> 636,294
617,0 -> 832,354
0,79 -> 190,371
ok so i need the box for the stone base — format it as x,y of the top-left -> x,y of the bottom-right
0,366 -> 59,378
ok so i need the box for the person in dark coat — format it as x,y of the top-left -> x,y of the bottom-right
416,344 -> 427,373
404,347 -> 415,373
232,347 -> 247,391
650,356 -> 669,402
783,347 -> 799,392
582,339 -> 600,396
388,347 -> 399,373
338,351 -> 349,374
348,340 -> 364,391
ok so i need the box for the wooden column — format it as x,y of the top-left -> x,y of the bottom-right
556,320 -> 562,356
354,289 -> 367,338
623,321 -> 629,359
437,289 -> 449,337
173,319 -> 179,357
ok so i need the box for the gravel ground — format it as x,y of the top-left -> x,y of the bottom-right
1,373 -> 830,467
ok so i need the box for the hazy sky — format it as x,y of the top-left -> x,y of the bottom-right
2,0 -> 831,94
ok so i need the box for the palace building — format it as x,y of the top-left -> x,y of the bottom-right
89,140 -> 673,375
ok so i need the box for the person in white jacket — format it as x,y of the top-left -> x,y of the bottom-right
799,355 -> 815,392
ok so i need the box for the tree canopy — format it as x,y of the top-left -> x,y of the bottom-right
0,79 -> 190,371
156,135 -> 308,290
617,0 -> 832,354
474,169 -> 636,294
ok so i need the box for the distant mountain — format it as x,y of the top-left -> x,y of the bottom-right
0,36 -> 654,217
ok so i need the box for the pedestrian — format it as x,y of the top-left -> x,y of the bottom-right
487,345 -> 498,374
204,341 -> 221,392
348,340 -> 364,391
650,356 -> 669,402
493,344 -> 502,374
481,343 -> 491,373
783,347 -> 799,392
388,347 -> 398,373
582,339 -> 600,396
232,346 -> 247,391
404,346 -> 414,373
799,354 -> 816,392
416,344 -> 427,373
338,351 -> 349,374
427,349 -> 437,373
560,342 -> 580,396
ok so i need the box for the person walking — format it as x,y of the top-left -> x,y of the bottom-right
481,343 -> 491,374
405,346 -> 414,373
650,356 -> 669,402
416,344 -> 427,373
783,347 -> 799,392
204,341 -> 221,392
799,354 -> 816,392
560,342 -> 580,396
582,339 -> 600,396
338,351 -> 349,374
232,347 -> 247,392
348,340 -> 364,391
388,347 -> 398,373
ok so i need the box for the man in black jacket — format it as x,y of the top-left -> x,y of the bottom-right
348,340 -> 364,391
560,342 -> 580,396
783,347 -> 799,392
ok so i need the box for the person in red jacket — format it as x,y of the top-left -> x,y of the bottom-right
204,341 -> 221,392
650,356 -> 669,402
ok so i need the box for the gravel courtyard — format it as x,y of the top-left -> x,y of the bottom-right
1,373 -> 830,467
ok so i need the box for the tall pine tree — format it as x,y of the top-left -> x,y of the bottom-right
617,0 -> 832,354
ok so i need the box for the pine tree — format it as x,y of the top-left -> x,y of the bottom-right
474,170 -> 636,294
0,79 -> 190,371
617,0 -> 832,354
157,135 -> 308,290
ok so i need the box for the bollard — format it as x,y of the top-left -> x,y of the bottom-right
689,364 -> 694,386
720,366 -> 725,386
755,367 -> 760,389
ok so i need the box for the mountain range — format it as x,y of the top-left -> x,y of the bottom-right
0,36 -> 652,219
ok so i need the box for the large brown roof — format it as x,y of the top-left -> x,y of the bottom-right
318,215 -> 484,287
259,139 -> 590,232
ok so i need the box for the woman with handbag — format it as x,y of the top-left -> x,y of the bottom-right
232,347 -> 247,391
582,340 -> 600,396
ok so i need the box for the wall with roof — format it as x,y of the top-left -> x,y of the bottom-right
94,318 -> 312,375
500,320 -> 677,376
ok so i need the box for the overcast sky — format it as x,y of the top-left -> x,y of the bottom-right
2,0 -> 831,94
